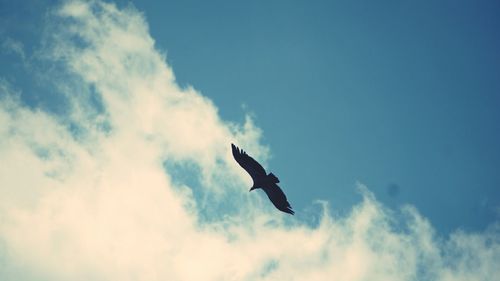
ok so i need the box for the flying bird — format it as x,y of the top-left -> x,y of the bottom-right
231,143 -> 294,215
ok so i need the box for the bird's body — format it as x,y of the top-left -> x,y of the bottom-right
231,144 -> 294,215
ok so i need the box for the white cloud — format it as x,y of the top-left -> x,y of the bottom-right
1,37 -> 26,61
0,1 -> 499,280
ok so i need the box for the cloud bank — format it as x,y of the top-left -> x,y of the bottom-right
0,1 -> 499,280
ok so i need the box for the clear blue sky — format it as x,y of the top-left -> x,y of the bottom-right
2,0 -> 500,236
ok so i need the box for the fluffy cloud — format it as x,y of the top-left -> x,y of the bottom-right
0,1 -> 499,280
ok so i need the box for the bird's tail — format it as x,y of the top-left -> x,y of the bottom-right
267,172 -> 280,183
284,207 -> 295,215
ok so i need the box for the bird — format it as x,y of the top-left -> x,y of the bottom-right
231,143 -> 294,215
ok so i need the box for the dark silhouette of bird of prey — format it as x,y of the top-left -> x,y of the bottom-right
231,143 -> 294,215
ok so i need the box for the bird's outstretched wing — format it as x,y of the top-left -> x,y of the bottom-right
262,183 -> 294,215
231,143 -> 267,181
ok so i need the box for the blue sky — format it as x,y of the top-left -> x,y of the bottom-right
125,0 -> 500,234
1,1 -> 499,280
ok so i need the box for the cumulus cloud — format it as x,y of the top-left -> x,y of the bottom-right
0,1 -> 499,280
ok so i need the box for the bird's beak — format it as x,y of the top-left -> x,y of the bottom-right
249,187 -> 256,192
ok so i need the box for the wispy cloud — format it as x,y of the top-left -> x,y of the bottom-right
1,37 -> 26,61
0,1 -> 498,280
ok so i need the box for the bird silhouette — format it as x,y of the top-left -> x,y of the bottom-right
231,143 -> 294,215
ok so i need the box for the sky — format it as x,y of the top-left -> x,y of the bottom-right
0,0 -> 499,280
